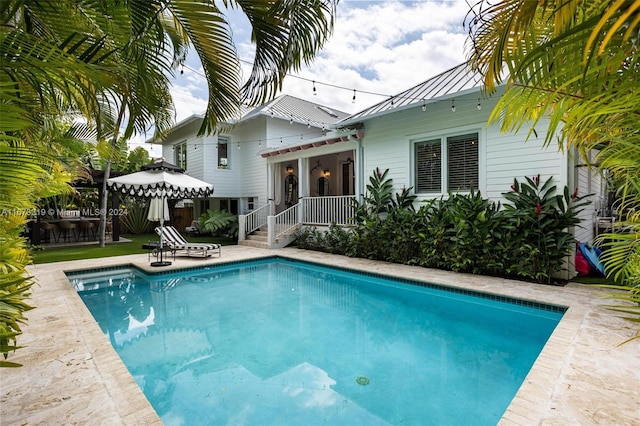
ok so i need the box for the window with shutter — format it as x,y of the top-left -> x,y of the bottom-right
447,133 -> 478,191
415,139 -> 442,193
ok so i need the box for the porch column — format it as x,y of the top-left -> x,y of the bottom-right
298,158 -> 308,198
267,162 -> 275,215
298,158 -> 308,224
355,139 -> 364,200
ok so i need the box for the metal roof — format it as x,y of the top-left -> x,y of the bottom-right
241,94 -> 350,128
338,62 -> 484,126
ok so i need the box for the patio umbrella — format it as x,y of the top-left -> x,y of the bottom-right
107,161 -> 213,266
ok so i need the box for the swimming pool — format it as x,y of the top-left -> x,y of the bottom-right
69,258 -> 564,425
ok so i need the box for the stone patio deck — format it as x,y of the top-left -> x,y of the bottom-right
1,246 -> 638,425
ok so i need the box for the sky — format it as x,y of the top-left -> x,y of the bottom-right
137,0 -> 472,153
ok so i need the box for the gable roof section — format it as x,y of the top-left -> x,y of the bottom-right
241,94 -> 350,128
338,62 -> 484,126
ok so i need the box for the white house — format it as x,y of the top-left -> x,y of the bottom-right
148,94 -> 352,231
150,63 -> 606,255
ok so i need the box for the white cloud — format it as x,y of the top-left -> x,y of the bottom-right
277,0 -> 471,113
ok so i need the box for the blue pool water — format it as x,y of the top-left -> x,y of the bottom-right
69,258 -> 564,425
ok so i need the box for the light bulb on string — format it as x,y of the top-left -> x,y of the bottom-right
477,98 -> 482,110
451,100 -> 456,112
312,80 -> 317,95
421,100 -> 426,112
258,139 -> 262,148
307,122 -> 311,129
352,89 -> 356,103
290,117 -> 293,125
237,142 -> 240,150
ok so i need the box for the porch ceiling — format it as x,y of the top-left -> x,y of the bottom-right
260,130 -> 364,158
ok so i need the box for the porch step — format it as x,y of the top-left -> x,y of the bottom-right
238,239 -> 270,249
246,233 -> 268,243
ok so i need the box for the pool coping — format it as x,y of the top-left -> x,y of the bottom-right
2,245 -> 639,424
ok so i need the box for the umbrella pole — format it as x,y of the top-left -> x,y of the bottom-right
151,195 -> 171,267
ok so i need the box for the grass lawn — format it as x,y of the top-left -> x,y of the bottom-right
32,233 -> 236,264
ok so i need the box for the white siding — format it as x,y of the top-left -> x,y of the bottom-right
360,90 -> 568,206
236,117 -> 270,209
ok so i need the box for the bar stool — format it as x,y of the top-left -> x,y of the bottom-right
78,220 -> 96,241
40,221 -> 58,243
57,220 -> 77,242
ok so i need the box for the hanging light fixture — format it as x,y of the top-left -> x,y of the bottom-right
477,98 -> 482,110
451,99 -> 456,112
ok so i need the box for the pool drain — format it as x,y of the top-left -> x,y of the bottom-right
356,376 -> 370,385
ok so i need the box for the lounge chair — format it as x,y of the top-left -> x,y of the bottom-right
155,225 -> 221,258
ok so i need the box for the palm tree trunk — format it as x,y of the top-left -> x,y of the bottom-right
99,108 -> 125,247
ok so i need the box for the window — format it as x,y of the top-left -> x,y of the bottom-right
414,132 -> 478,193
447,133 -> 479,191
175,142 -> 187,170
248,197 -> 255,211
415,139 -> 442,193
218,137 -> 228,169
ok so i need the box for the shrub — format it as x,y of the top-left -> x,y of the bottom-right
199,209 -> 238,239
119,198 -> 151,234
299,168 -> 589,284
500,175 -> 590,283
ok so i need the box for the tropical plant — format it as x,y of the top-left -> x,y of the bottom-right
199,210 -> 238,239
119,199 -> 151,235
1,0 -> 338,362
0,146 -> 60,366
465,0 -> 640,326
501,175 -> 590,283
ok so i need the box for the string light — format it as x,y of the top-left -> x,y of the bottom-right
289,116 -> 293,125
258,139 -> 262,147
421,99 -> 426,112
352,89 -> 356,103
181,62 -> 498,109
477,98 -> 482,110
237,141 -> 240,149
451,100 -> 456,112
307,122 -> 311,129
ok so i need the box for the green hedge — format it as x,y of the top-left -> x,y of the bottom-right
294,169 -> 589,284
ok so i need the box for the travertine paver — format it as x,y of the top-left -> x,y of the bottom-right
1,246 -> 638,425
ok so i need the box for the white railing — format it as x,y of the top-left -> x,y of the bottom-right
269,203 -> 300,246
302,195 -> 356,226
239,203 -> 270,241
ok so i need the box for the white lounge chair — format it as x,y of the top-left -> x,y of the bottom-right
155,226 -> 221,258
